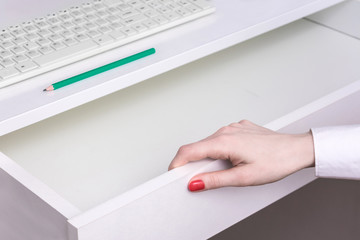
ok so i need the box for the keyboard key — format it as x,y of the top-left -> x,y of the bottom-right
15,60 -> 38,72
51,42 -> 66,50
26,50 -> 42,58
39,46 -> 54,54
0,67 -> 19,79
1,41 -> 15,50
0,50 -> 13,58
93,34 -> 114,45
23,42 -> 39,51
152,15 -> 169,24
25,33 -> 41,41
131,23 -> 147,33
13,54 -> 29,63
37,38 -> 52,46
12,46 -> 27,54
109,30 -> 126,39
63,38 -> 78,46
142,19 -> 158,28
13,37 -> 27,45
76,33 -> 90,42
0,58 -> 15,67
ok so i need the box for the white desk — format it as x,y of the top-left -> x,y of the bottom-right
1,1 -> 360,240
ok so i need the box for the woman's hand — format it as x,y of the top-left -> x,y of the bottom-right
169,120 -> 315,191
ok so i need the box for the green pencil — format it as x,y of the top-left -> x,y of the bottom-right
43,48 -> 156,91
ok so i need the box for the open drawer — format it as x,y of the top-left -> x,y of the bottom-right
1,19 -> 360,240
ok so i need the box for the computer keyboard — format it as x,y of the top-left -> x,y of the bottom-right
0,0 -> 215,88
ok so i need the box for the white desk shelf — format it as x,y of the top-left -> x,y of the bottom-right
1,15 -> 360,239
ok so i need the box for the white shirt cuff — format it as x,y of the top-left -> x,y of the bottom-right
311,125 -> 360,180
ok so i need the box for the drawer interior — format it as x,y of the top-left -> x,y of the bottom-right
1,19 -> 360,211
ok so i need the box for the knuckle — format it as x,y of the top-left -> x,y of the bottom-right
177,144 -> 192,155
228,122 -> 240,127
218,125 -> 232,134
238,119 -> 251,125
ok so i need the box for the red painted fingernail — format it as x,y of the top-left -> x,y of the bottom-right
188,180 -> 205,192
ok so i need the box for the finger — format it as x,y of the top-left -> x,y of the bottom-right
168,138 -> 228,170
188,165 -> 255,191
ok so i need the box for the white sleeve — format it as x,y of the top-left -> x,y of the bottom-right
311,125 -> 360,180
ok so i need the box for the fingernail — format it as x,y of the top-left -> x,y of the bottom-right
188,180 -> 205,192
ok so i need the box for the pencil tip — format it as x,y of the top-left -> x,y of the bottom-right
43,89 -> 47,92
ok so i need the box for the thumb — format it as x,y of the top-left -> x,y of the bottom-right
188,167 -> 244,192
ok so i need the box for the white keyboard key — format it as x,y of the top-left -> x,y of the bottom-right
96,10 -> 110,18
157,6 -> 171,14
152,15 -> 169,24
144,9 -> 159,18
49,25 -> 64,33
0,50 -> 13,58
37,38 -> 52,46
95,19 -> 109,26
15,60 -> 38,72
11,29 -> 26,37
84,22 -> 98,30
131,23 -> 147,33
23,25 -> 38,33
1,41 -> 15,50
39,46 -> 54,54
26,50 -> 42,58
110,22 -> 123,30
13,54 -> 29,63
25,33 -> 40,41
76,33 -> 90,42
121,27 -> 137,36
63,38 -> 78,46
61,30 -> 75,38
177,0 -> 190,7
38,29 -> 52,37
120,10 -> 139,19
93,34 -> 114,45
23,42 -> 39,51
33,39 -> 97,66
87,30 -> 102,38
12,46 -> 27,54
164,12 -> 181,20
175,7 -> 191,16
0,67 -> 19,79
51,42 -> 67,50
186,4 -> 202,13
0,58 -> 15,67
142,19 -> 158,28
63,21 -> 75,29
99,26 -> 112,34
0,32 -> 13,41
13,37 -> 27,45
35,21 -> 50,29
49,34 -> 63,42
109,30 -> 126,39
